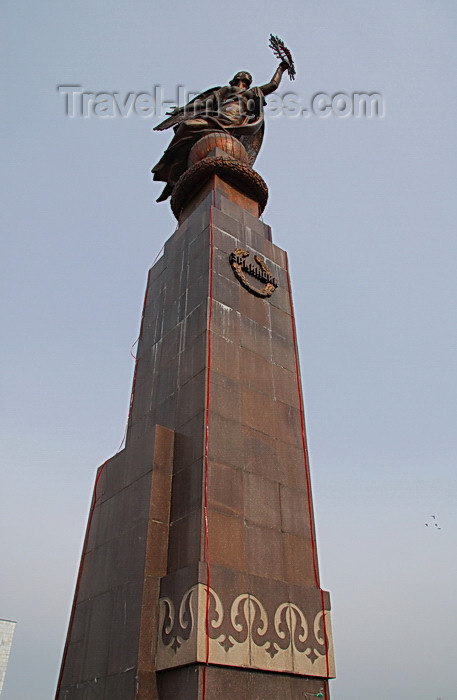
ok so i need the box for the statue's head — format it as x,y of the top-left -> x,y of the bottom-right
229,71 -> 253,88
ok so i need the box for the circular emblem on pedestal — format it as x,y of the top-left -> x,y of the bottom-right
229,248 -> 278,298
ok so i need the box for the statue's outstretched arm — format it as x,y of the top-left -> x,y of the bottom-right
258,61 -> 289,96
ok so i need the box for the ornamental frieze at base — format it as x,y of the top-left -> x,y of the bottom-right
157,569 -> 335,678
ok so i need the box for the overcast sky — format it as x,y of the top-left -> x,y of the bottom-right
1,1 -> 456,699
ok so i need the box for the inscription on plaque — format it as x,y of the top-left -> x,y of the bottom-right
229,248 -> 278,298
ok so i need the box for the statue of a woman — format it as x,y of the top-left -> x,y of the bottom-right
152,61 -> 290,202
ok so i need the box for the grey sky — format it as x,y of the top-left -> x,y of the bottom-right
1,1 -> 456,699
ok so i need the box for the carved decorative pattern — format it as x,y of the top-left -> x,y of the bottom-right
157,585 -> 334,677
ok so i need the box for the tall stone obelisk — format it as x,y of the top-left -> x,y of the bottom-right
56,80 -> 335,700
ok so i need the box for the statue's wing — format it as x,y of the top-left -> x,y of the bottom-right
153,86 -> 221,131
240,125 -> 264,167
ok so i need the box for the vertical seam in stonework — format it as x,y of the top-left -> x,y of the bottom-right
285,252 -> 330,681
202,184 -> 216,699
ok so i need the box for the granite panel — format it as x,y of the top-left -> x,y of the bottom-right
104,669 -> 137,700
242,426 -> 285,483
207,460 -> 244,517
274,401 -> 303,447
208,509 -> 246,570
245,523 -> 285,580
158,324 -> 181,367
212,225 -> 239,256
239,287 -> 271,328
170,459 -> 203,521
240,346 -> 274,397
212,271 -> 241,311
183,301 -> 206,346
176,370 -> 206,427
211,206 -> 243,241
157,665 -> 200,700
82,592 -> 113,679
269,303 -> 293,337
138,576 -> 161,669
242,385 -> 276,437
244,472 -> 281,530
240,315 -> 272,361
284,533 -> 317,587
272,364 -> 300,409
209,370 -> 242,423
207,413 -> 242,468
162,292 -> 186,335
187,272 -> 209,315
143,520 -> 169,577
178,331 -> 207,387
107,579 -> 143,674
268,282 -> 292,314
280,485 -> 311,538
211,299 -> 241,343
167,509 -> 202,572
173,411 -> 206,468
209,332 -> 240,378
149,469 -> 172,524
271,331 -> 297,372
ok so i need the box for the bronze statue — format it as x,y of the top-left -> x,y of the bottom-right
152,35 -> 296,203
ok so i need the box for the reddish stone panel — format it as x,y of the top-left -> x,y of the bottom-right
209,333 -> 240,378
242,426 -> 287,484
239,287 -> 271,328
271,331 -> 297,372
242,384 -> 276,438
244,471 -> 281,530
245,523 -> 285,581
274,401 -> 303,447
137,576 -> 160,669
284,533 -> 317,587
207,413 -> 242,469
211,299 -> 241,344
149,470 -> 172,524
239,346 -> 274,398
136,669 -> 158,700
274,439 -> 308,491
268,282 -> 292,315
279,485 -> 311,538
240,315 -> 272,360
143,521 -> 169,577
212,270 -> 241,311
209,370 -> 242,423
208,509 -> 246,570
272,363 -> 300,409
208,460 -> 244,517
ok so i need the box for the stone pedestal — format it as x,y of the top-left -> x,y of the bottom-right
56,174 -> 335,700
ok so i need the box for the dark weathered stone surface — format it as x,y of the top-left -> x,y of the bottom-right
57,175 -> 334,699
